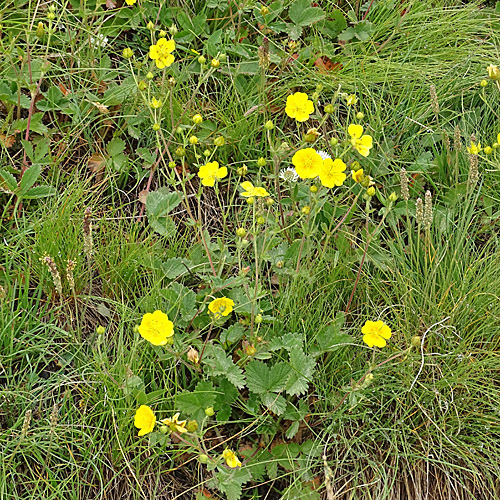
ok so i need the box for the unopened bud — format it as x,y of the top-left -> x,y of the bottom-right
245,344 -> 257,356
324,104 -> 334,114
356,111 -> 364,120
257,157 -> 266,167
329,137 -> 339,147
122,48 -> 134,59
47,11 -> 56,20
146,71 -> 154,80
189,135 -> 198,145
36,22 -> 45,38
246,197 -> 255,205
214,136 -> 225,147
168,161 -> 176,169
265,197 -> 274,206
366,186 -> 375,197
310,185 -> 318,193
192,114 -> 203,124
152,123 -> 160,131
260,5 -> 269,15
198,55 -> 206,65
236,228 -> 247,238
187,347 -> 200,364
175,146 -> 185,157
264,120 -> 274,130
186,420 -> 198,432
257,216 -> 266,225
411,336 -> 422,348
301,205 -> 311,215
96,325 -> 106,335
159,30 -> 167,38
255,314 -> 263,324
146,21 -> 155,31
169,24 -> 178,36
303,128 -> 320,143
199,454 -> 209,464
388,192 -> 398,203
204,407 -> 215,417
237,165 -> 248,176
480,79 -> 488,87
138,80 -> 147,91
211,59 -> 220,68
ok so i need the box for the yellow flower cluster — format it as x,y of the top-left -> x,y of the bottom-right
161,413 -> 188,434
149,38 -> 175,69
240,181 -> 269,197
291,148 -> 346,188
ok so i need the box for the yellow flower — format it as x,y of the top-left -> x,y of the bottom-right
198,161 -> 227,187
134,405 -> 156,436
291,148 -> 323,179
318,158 -> 346,188
240,181 -> 269,197
348,124 -> 373,157
361,320 -> 392,348
345,94 -> 358,106
351,168 -> 364,183
467,141 -> 481,155
125,0 -> 137,5
138,310 -> 174,346
160,413 -> 188,434
208,297 -> 235,319
149,38 -> 175,69
151,97 -> 162,109
285,92 -> 314,122
222,448 -> 242,468
487,64 -> 500,81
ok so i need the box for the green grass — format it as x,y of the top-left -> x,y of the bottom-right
1,0 -> 500,499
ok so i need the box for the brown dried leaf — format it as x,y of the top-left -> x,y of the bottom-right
106,0 -> 116,8
138,190 -> 149,205
87,153 -> 106,182
0,134 -> 15,148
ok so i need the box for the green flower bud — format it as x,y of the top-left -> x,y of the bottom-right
356,111 -> 365,120
351,161 -> 361,171
484,146 -> 493,154
169,24 -> 178,36
211,59 -> 220,68
255,314 -> 263,324
214,136 -> 225,147
264,120 -> 274,130
388,192 -> 398,203
175,127 -> 183,135
186,420 -> 198,432
152,123 -> 160,131
49,4 -> 56,12
47,12 -> 56,20
237,165 -> 248,176
146,21 -> 155,31
146,71 -> 154,80
168,161 -> 176,169
36,22 -> 45,38
260,5 -> 269,15
198,55 -> 206,65
257,216 -> 266,225
329,137 -> 339,147
159,425 -> 169,434
138,80 -> 147,91
310,185 -> 318,193
189,135 -> 198,145
324,104 -> 334,114
175,146 -> 185,157
236,228 -> 247,238
411,336 -> 422,348
203,149 -> 211,157
276,260 -> 284,269
159,30 -> 167,38
366,186 -> 376,197
198,454 -> 209,464
192,114 -> 203,124
265,197 -> 274,206
219,54 -> 227,62
301,205 -> 311,215
246,197 -> 255,205
480,79 -> 488,87
245,344 -> 257,356
257,157 -> 266,167
493,142 -> 499,150
204,407 -> 215,417
122,47 -> 134,59
96,325 -> 105,335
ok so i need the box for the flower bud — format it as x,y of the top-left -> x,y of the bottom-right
236,228 -> 247,238
255,314 -> 263,324
175,127 -> 183,135
329,137 -> 339,147
265,197 -> 274,206
260,5 -> 269,15
204,407 -> 215,417
152,123 -> 160,131
122,48 -> 134,59
480,79 -> 488,87
36,22 -> 45,38
49,4 -> 56,12
146,21 -> 155,31
487,64 -> 500,81
237,165 -> 248,176
211,59 -> 220,68
214,136 -> 225,147
264,120 -> 274,130
198,55 -> 206,65
189,135 -> 198,145
168,77 -> 176,87
324,104 -> 334,114
203,149 -> 211,157
356,111 -> 365,120
168,161 -> 176,169
187,347 -> 200,364
192,114 -> 203,124
246,197 -> 255,205
411,336 -> 422,348
310,185 -> 318,193
159,425 -> 169,434
257,216 -> 266,225
388,192 -> 398,203
366,186 -> 375,197
493,142 -> 499,150
133,325 -> 140,333
96,325 -> 105,335
351,161 -> 361,171
166,337 -> 174,345
219,54 -> 227,62
276,260 -> 284,269
257,157 -> 266,167
138,80 -> 147,91
484,146 -> 493,155
146,71 -> 154,80
245,344 -> 257,356
301,205 -> 311,215
175,146 -> 185,157
186,420 -> 198,432
198,454 -> 209,464
303,128 -> 320,143
169,24 -> 178,36
151,97 -> 162,109
47,12 -> 56,20
312,91 -> 320,101
159,30 -> 167,38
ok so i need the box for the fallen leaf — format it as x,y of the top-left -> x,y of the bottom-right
106,0 -> 116,8
138,190 -> 149,205
87,153 -> 106,182
0,134 -> 15,148
90,101 -> 109,114
314,56 -> 342,73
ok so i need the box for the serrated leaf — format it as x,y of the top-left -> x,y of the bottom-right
0,169 -> 18,192
107,137 -> 126,157
161,257 -> 189,279
150,216 -> 176,237
146,187 -> 182,216
261,393 -> 287,415
203,345 -> 246,389
268,362 -> 291,393
245,360 -> 269,394
23,185 -> 57,199
285,420 -> 300,440
21,140 -> 34,161
19,164 -> 41,196
29,113 -> 48,134
160,281 -> 196,323
214,466 -> 252,500
288,0 -> 325,27
176,380 -> 216,422
286,348 -> 315,396
220,323 -> 245,345
214,378 -> 238,422
269,333 -> 303,352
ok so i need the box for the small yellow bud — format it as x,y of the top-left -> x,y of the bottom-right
198,454 -> 209,464
211,59 -> 220,68
237,165 -> 248,176
351,161 -> 361,172
388,192 -> 398,202
366,186 -> 376,197
189,136 -> 198,145
493,142 -> 499,150
356,111 -> 365,120
255,314 -> 263,324
484,146 -> 493,155
219,54 -> 227,62
260,6 -> 269,15
192,114 -> 203,124
330,137 -> 339,147
186,420 -> 198,432
203,149 -> 211,157
236,228 -> 247,238
175,127 -> 183,135
166,336 -> 174,345
168,161 -> 176,169
480,79 -> 488,87
264,120 -> 274,130
36,22 -> 45,38
276,260 -> 284,269
96,325 -> 106,335
204,407 -> 215,417
49,4 -> 56,12
159,425 -> 169,434
159,30 -> 167,38
122,47 -> 134,59
146,71 -> 154,80
133,325 -> 140,333
257,157 -> 266,167
47,12 -> 56,20
324,104 -> 334,114
150,97 -> 162,109
175,146 -> 185,157
138,80 -> 147,91
246,197 -> 255,205
214,136 -> 225,147
310,185 -> 318,193
257,216 -> 266,225
303,128 -> 320,143
245,344 -> 257,356
301,206 -> 311,215
146,21 -> 155,31
487,64 -> 500,81
152,123 -> 160,131
265,197 -> 274,206
198,55 -> 206,65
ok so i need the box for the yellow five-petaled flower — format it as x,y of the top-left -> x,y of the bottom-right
319,158 -> 347,188
467,141 -> 481,155
208,297 -> 235,319
362,320 -> 392,348
348,124 -> 373,157
160,413 -> 188,434
149,38 -> 176,69
198,161 -> 228,187
285,92 -> 314,122
240,181 -> 269,197
291,148 -> 323,179
222,448 -> 242,468
134,405 -> 156,436
138,310 -> 174,346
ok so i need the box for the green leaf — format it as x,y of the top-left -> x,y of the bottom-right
176,380 -> 216,423
285,420 -> 300,440
19,164 -> 41,196
161,257 -> 189,279
21,140 -> 34,162
246,360 -> 290,394
202,345 -> 246,388
214,466 -> 252,500
160,281 -> 196,323
261,393 -> 287,415
0,169 -> 18,192
107,137 -> 126,157
150,215 -> 176,237
268,363 -> 291,393
269,333 -> 303,352
285,347 -> 315,396
28,113 -> 48,135
23,185 -> 57,199
318,9 -> 346,37
146,187 -> 182,217
288,0 -> 325,27
214,378 -> 238,422
220,323 -> 245,345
